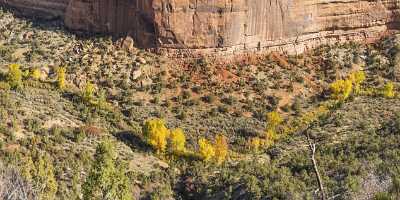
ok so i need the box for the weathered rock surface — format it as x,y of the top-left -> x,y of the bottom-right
1,0 -> 400,55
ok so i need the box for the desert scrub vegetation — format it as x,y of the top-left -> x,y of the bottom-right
20,154 -> 58,200
3,8 -> 400,199
82,140 -> 130,200
0,161 -> 36,200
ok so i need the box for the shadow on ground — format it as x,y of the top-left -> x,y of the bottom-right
115,130 -> 152,152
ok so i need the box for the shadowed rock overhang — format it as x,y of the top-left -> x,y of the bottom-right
1,0 -> 400,56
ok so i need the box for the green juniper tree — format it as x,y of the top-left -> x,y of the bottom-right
82,140 -> 131,200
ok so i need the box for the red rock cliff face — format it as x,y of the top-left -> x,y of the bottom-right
1,0 -> 400,54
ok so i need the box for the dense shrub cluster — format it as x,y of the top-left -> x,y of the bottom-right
82,140 -> 130,200
21,154 -> 58,200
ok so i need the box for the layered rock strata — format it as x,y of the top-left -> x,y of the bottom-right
1,0 -> 400,55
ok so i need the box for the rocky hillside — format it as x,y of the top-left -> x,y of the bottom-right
1,5 -> 400,200
0,0 -> 399,55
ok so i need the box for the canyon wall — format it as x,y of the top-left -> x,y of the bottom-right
1,0 -> 400,55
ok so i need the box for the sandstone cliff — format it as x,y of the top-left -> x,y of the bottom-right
1,0 -> 399,55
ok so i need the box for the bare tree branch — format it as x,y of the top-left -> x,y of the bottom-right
306,131 -> 326,200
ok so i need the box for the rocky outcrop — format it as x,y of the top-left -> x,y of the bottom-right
0,0 -> 69,19
1,0 -> 400,55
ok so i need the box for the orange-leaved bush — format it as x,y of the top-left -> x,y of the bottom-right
143,119 -> 170,153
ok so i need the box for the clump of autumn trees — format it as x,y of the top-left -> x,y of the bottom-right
142,119 -> 229,164
330,70 -> 397,99
330,71 -> 366,101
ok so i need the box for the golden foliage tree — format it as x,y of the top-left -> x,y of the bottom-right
35,154 -> 58,200
266,111 -> 283,130
57,67 -> 66,90
20,154 -> 58,200
214,134 -> 228,164
169,128 -> 186,154
83,82 -> 96,103
7,63 -> 22,89
383,82 -> 395,98
31,68 -> 41,80
349,71 -> 366,94
249,137 -> 262,152
330,79 -> 353,101
198,138 -> 215,162
143,119 -> 170,153
265,111 -> 283,144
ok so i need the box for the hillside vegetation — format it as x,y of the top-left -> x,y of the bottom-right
1,8 -> 400,200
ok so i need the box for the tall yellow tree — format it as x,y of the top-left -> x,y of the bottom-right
83,82 -> 96,103
265,111 -> 283,143
7,63 -> 22,89
214,134 -> 228,164
169,128 -> 186,154
57,67 -> 66,90
198,138 -> 215,162
349,71 -> 366,94
143,119 -> 170,153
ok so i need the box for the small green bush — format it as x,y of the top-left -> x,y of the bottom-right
373,192 -> 392,200
83,140 -> 131,200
